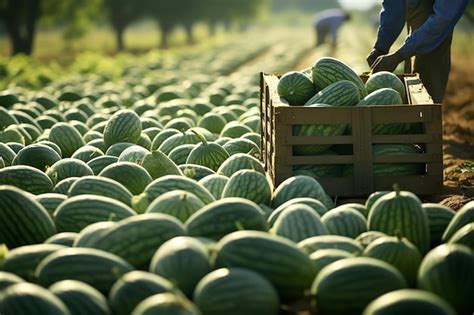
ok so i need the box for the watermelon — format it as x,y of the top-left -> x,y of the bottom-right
222,169 -> 272,205
35,193 -> 67,217
363,236 -> 422,286
365,191 -> 390,214
48,122 -> 85,157
99,162 -> 152,195
213,230 -> 317,300
151,129 -> 181,151
271,204 -> 328,242
0,271 -> 24,291
1,244 -> 66,282
272,175 -> 326,208
0,106 -> 19,129
108,271 -> 174,315
336,202 -> 369,218
448,223 -> 474,250
70,145 -> 104,163
321,207 -> 367,238
184,131 -> 229,171
53,195 -> 136,232
417,244 -> 474,314
73,221 -> 116,248
0,143 -> 16,166
0,165 -> 54,194
0,283 -> 70,315
298,235 -> 363,255
312,257 -> 407,315
309,249 -> 353,276
373,144 -> 425,176
137,134 -> 151,150
220,122 -> 253,139
277,71 -> 317,105
193,268 -> 280,315
442,201 -> 474,242
422,203 -> 456,246
268,197 -> 328,227
131,293 -> 200,315
305,80 -> 360,106
12,144 -> 61,171
146,190 -> 204,222
105,142 -> 136,157
366,71 -> 406,100
311,57 -> 367,98
149,237 -> 211,296
198,113 -> 227,134
45,158 -> 94,185
36,247 -> 135,294
186,198 -> 268,240
368,186 -> 430,254
168,144 -> 195,165
54,177 -> 79,195
87,213 -> 185,269
356,231 -> 388,249
222,138 -> 260,158
217,153 -> 264,177
49,280 -> 111,315
87,156 -> 118,175
0,186 -> 56,248
140,150 -> 182,179
179,164 -> 215,180
44,232 -> 78,247
198,174 -> 229,200
158,132 -> 200,155
363,289 -> 456,315
68,176 -> 133,206
103,110 -> 142,147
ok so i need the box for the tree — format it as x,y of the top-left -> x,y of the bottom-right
103,0 -> 144,51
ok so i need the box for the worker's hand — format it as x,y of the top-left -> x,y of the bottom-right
366,48 -> 385,67
371,51 -> 404,73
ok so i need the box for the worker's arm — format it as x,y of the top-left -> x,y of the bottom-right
397,0 -> 469,58
367,0 -> 406,67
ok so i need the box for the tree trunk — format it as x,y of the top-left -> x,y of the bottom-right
115,27 -> 125,51
4,0 -> 40,56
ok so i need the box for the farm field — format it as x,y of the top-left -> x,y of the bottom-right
0,21 -> 473,315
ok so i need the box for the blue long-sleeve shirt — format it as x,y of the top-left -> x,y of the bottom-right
375,0 -> 469,58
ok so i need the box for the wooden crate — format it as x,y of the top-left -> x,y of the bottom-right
260,73 -> 443,197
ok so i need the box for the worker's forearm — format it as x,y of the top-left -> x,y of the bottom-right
374,0 -> 406,53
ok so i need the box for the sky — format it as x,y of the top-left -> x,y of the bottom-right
338,0 -> 382,10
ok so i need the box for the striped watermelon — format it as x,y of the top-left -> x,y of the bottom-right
70,145 -> 104,163
365,71 -> 407,100
198,113 -> 227,134
223,138 -> 260,158
277,71 -> 317,105
44,232 -> 78,247
193,268 -> 280,315
356,231 -> 388,249
222,169 -> 272,205
68,176 -> 133,206
363,289 -> 456,315
0,271 -> 24,291
418,244 -> 474,314
268,197 -> 328,227
53,195 -> 136,232
363,236 -> 422,286
186,198 -> 268,240
186,131 -> 229,171
49,280 -> 111,315
146,190 -> 204,222
87,156 -> 118,175
0,165 -> 54,194
168,144 -> 195,165
103,110 -> 142,147
305,80 -> 360,106
108,271 -> 174,315
365,191 -> 390,214
422,203 -> 456,246
48,122 -> 85,157
271,204 -> 328,242
0,142 -> 16,166
87,213 -> 185,269
220,122 -> 253,139
448,223 -> 474,250
131,293 -> 200,315
73,221 -> 116,248
99,162 -> 152,195
198,174 -> 229,200
373,144 -> 425,176
151,128 -> 181,151
0,283 -> 70,315
217,153 -> 264,177
0,186 -> 56,248
105,142 -> 136,157
312,57 -> 367,98
312,257 -> 407,315
139,150 -> 182,179
1,244 -> 66,282
272,175 -> 326,208
298,235 -> 363,255
213,230 -> 317,300
368,186 -> 430,254
35,193 -> 67,217
442,201 -> 474,242
158,132 -> 200,155
36,248 -> 135,294
45,158 -> 94,185
54,177 -> 79,195
179,164 -> 215,180
149,237 -> 211,297
321,207 -> 367,238
12,144 -> 61,171
309,249 -> 353,277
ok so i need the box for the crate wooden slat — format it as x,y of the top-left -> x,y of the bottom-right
260,72 -> 443,197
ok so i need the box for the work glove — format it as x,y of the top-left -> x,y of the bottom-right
371,51 -> 404,73
366,48 -> 385,67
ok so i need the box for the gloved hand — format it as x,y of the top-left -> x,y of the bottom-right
371,51 -> 404,73
366,48 -> 385,67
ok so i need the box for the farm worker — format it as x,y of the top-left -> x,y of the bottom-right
367,0 -> 469,103
314,9 -> 351,50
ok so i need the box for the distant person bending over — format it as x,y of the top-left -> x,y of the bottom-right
314,9 -> 351,51
367,0 -> 469,103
